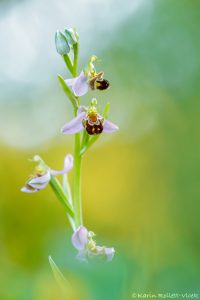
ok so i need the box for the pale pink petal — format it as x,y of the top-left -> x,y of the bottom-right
61,112 -> 86,134
71,225 -> 89,250
64,72 -> 88,96
51,154 -> 73,175
28,181 -> 49,190
103,119 -> 119,133
104,247 -> 115,262
21,186 -> 38,193
64,77 -> 76,88
72,72 -> 89,96
77,105 -> 88,114
63,154 -> 73,172
28,172 -> 51,189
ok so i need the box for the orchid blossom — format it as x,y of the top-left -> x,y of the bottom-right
22,27 -> 118,266
21,154 -> 73,193
61,105 -> 118,135
72,226 -> 115,262
64,55 -> 109,96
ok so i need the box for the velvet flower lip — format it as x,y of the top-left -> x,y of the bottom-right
21,154 -> 73,193
71,225 -> 115,262
61,105 -> 119,135
64,55 -> 110,97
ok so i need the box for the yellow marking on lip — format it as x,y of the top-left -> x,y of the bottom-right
95,81 -> 101,88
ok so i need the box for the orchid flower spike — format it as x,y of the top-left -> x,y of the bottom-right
64,55 -> 109,97
61,102 -> 119,136
71,225 -> 115,262
21,154 -> 73,193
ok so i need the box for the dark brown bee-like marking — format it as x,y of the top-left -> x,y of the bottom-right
85,120 -> 103,135
88,72 -> 110,91
95,79 -> 110,90
83,113 -> 104,135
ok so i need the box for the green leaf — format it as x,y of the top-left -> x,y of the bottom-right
48,256 -> 70,293
62,174 -> 76,231
57,74 -> 78,111
81,130 -> 90,149
102,102 -> 110,118
49,175 -> 74,218
62,54 -> 74,76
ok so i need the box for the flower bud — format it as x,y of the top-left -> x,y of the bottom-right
55,30 -> 70,55
64,28 -> 78,45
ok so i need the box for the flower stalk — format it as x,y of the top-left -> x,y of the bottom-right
73,133 -> 82,227
70,41 -> 83,228
73,42 -> 79,76
21,26 -> 118,263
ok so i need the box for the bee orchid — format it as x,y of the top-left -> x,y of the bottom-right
65,71 -> 110,97
65,56 -> 110,97
61,105 -> 119,135
21,154 -> 73,193
71,225 -> 115,262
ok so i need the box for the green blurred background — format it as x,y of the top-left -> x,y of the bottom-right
0,0 -> 200,299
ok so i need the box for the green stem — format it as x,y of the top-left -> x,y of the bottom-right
80,135 -> 98,156
81,130 -> 90,149
71,42 -> 83,228
73,43 -> 79,76
73,132 -> 82,227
